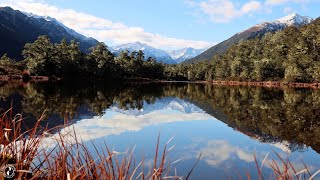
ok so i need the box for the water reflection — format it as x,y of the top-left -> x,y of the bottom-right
58,97 -> 212,141
1,81 -> 320,178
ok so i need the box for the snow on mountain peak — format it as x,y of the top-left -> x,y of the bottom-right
246,13 -> 313,33
167,47 -> 206,63
24,12 -> 53,21
275,13 -> 313,26
113,41 -> 150,51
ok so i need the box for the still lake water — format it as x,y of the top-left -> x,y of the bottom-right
1,81 -> 320,179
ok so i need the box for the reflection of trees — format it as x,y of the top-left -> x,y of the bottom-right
162,84 -> 320,153
0,82 -> 167,128
1,81 -> 320,153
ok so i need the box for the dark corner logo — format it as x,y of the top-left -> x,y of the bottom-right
1,164 -> 16,178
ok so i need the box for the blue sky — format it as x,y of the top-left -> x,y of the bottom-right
1,0 -> 319,50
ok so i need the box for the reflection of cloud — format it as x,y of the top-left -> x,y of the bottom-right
181,138 -> 318,177
41,109 -> 211,146
197,140 -> 254,166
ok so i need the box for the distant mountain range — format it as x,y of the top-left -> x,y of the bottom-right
184,13 -> 314,64
167,48 -> 205,64
0,6 -> 98,60
0,6 -> 204,63
111,42 -> 205,64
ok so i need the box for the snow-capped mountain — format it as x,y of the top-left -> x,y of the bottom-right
0,7 -> 98,60
248,13 -> 313,32
276,13 -> 313,26
112,42 -> 177,64
185,13 -> 314,64
167,48 -> 205,63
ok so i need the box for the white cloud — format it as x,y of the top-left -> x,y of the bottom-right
241,1 -> 262,13
0,0 -> 212,49
187,0 -> 316,23
187,0 -> 262,23
265,0 -> 310,6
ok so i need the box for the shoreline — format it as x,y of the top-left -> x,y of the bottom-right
153,80 -> 320,89
210,80 -> 320,88
1,75 -> 320,89
0,75 -> 60,82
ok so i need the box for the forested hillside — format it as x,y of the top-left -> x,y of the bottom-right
185,13 -> 313,64
165,17 -> 320,83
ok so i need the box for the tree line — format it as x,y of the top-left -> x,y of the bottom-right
0,36 -> 164,80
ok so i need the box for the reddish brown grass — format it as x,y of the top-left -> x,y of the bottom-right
0,109 -> 191,179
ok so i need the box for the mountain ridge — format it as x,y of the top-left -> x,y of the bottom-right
184,13 -> 314,64
0,6 -> 99,60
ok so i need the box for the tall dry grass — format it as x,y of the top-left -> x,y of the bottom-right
0,108 -> 195,179
253,151 -> 320,180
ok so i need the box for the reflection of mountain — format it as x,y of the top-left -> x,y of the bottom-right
110,97 -> 205,115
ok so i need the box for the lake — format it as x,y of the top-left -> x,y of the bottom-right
1,81 -> 320,179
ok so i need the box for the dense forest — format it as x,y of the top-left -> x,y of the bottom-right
166,17 -> 320,83
0,17 -> 319,83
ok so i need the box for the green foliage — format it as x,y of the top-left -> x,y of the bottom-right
0,53 -> 15,66
23,36 -> 56,75
16,36 -> 164,80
